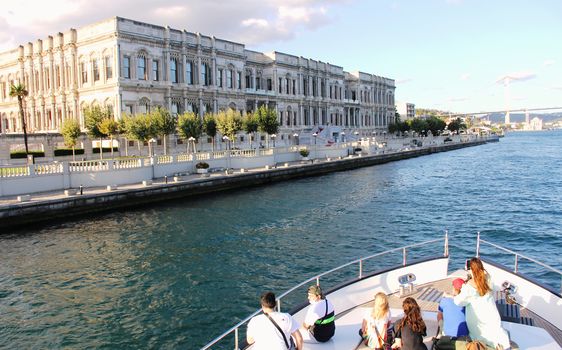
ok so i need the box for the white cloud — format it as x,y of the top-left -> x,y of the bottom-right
543,59 -> 555,67
0,0 -> 351,51
496,71 -> 537,84
448,97 -> 468,102
460,73 -> 470,81
396,78 -> 413,84
551,85 -> 562,91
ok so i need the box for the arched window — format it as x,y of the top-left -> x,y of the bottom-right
139,97 -> 150,114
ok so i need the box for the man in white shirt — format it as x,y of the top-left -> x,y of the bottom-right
301,285 -> 336,343
247,292 -> 303,350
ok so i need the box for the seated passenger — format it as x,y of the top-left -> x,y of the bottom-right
437,278 -> 469,337
360,292 -> 392,349
454,258 -> 511,349
301,285 -> 336,343
391,297 -> 428,350
247,291 -> 303,350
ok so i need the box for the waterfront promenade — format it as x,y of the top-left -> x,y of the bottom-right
0,134 -> 493,228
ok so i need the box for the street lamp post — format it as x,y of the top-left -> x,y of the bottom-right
271,134 -> 277,148
341,131 -> 346,143
293,133 -> 299,146
188,136 -> 195,153
312,132 -> 318,161
148,138 -> 157,157
222,135 -> 230,170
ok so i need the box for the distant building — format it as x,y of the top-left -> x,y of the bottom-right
0,16 -> 396,141
524,117 -> 543,131
396,101 -> 415,120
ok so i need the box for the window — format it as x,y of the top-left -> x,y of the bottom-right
245,74 -> 250,89
81,62 -> 88,84
137,57 -> 146,80
303,78 -> 308,96
201,63 -> 210,86
152,60 -> 159,81
105,56 -> 113,79
237,72 -> 241,89
267,78 -> 272,91
278,78 -> 282,93
171,102 -> 179,116
93,59 -> 100,81
217,69 -> 223,87
170,58 -> 178,83
286,78 -> 290,94
186,61 -> 193,85
293,79 -> 296,95
226,69 -> 232,88
256,77 -> 261,90
45,68 -> 50,89
55,65 -> 60,88
123,56 -> 130,79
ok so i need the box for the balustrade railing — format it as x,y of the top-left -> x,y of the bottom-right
34,163 -> 63,175
0,166 -> 29,177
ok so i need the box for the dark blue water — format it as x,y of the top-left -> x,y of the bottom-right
1,131 -> 561,349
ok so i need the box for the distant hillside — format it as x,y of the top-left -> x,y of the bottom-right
485,112 -> 562,124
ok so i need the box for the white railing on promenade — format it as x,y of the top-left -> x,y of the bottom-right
114,159 -> 142,170
0,166 -> 29,177
0,136 -> 493,181
69,160 -> 109,172
176,154 -> 194,162
34,163 -> 63,175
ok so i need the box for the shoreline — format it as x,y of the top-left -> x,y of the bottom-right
0,140 -> 489,230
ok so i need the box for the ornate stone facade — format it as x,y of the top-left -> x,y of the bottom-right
0,17 -> 395,141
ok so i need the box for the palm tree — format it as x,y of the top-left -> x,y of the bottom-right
9,83 -> 30,157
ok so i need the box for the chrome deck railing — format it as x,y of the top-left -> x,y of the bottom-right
476,232 -> 562,295
201,232 -> 449,350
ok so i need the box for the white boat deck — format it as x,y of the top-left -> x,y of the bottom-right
301,277 -> 561,350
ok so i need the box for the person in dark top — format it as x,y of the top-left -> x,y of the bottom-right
391,297 -> 428,350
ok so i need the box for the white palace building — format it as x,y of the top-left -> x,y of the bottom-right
0,16 -> 395,146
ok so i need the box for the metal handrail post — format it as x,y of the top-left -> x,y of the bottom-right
359,260 -> 363,279
277,299 -> 281,312
234,328 -> 239,350
316,277 -> 320,286
476,232 -> 480,257
444,230 -> 449,256
403,248 -> 407,266
514,254 -> 519,273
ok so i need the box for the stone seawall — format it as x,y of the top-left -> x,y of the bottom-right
0,140 -> 487,229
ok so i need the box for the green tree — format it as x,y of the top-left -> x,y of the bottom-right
99,118 -> 119,159
216,109 -> 242,149
122,113 -> 157,156
447,117 -> 467,134
242,112 -> 259,149
408,118 -> 429,134
177,111 -> 202,153
84,105 -> 111,159
426,116 -> 447,136
60,118 -> 81,161
9,83 -> 30,159
152,107 -> 177,155
255,105 -> 279,147
203,114 -> 217,151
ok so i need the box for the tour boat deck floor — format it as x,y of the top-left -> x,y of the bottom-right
305,277 -> 561,350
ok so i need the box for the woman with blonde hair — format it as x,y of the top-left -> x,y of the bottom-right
391,297 -> 427,350
361,292 -> 392,349
454,257 -> 511,349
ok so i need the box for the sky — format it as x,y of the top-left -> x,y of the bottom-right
1,0 -> 561,114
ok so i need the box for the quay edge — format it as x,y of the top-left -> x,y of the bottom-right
0,140 -> 489,230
